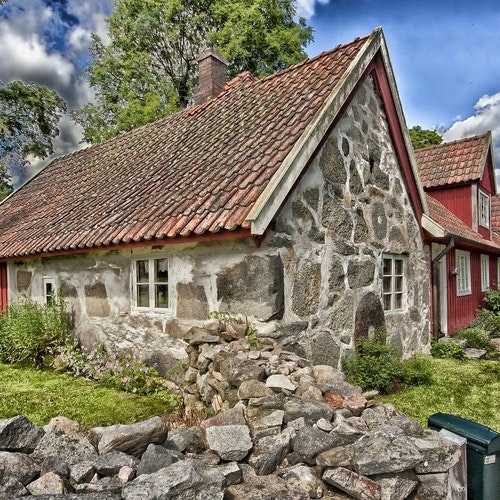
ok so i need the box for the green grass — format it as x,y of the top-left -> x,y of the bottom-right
381,358 -> 500,431
0,363 -> 175,429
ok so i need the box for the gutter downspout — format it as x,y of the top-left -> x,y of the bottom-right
431,237 -> 455,339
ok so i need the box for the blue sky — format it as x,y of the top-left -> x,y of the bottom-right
1,0 -> 500,174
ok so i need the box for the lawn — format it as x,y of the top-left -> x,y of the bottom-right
0,363 -> 175,429
381,357 -> 500,431
1,358 -> 499,433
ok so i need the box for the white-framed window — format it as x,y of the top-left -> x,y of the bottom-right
382,254 -> 406,312
133,257 -> 170,311
479,190 -> 490,228
43,277 -> 55,305
456,250 -> 471,296
481,254 -> 490,292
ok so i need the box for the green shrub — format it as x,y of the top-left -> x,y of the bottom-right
342,330 -> 404,394
470,308 -> 500,338
399,355 -> 434,387
482,290 -> 500,315
455,327 -> 491,350
430,339 -> 465,360
0,295 -> 71,367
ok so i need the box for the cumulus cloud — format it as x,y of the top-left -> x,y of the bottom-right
444,91 -> 500,179
0,21 -> 75,91
295,0 -> 330,19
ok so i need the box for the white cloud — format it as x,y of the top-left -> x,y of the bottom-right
444,91 -> 500,187
0,21 -> 75,89
295,0 -> 330,19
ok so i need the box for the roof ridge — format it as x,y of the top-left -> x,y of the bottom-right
416,131 -> 490,154
259,32 -> 373,84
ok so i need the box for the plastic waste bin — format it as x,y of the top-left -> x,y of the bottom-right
428,412 -> 500,499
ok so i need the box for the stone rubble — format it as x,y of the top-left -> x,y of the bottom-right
0,328 -> 464,499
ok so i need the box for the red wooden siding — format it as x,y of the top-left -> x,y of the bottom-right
431,185 -> 473,227
0,262 -> 7,314
446,250 -> 494,334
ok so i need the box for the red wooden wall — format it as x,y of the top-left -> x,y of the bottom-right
0,262 -> 7,314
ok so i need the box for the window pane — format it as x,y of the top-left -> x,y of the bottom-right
155,284 -> 169,308
137,260 -> 149,283
395,293 -> 403,309
137,284 -> 150,307
383,259 -> 391,276
395,276 -> 403,292
383,294 -> 391,310
395,259 -> 403,276
383,276 -> 392,293
155,258 -> 168,283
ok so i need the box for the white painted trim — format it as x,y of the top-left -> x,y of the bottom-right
432,243 -> 448,335
422,214 -> 447,238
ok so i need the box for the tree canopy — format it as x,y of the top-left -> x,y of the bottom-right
409,125 -> 443,150
72,0 -> 313,144
0,81 -> 67,199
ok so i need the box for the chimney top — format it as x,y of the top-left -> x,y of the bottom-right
194,48 -> 228,106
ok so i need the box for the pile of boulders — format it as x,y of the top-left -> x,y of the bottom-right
0,325 -> 464,499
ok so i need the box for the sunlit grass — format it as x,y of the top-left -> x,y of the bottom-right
380,358 -> 500,431
0,363 -> 175,429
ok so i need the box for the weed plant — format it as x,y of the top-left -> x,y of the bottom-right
59,341 -> 181,405
0,295 -> 71,367
342,330 -> 432,394
430,340 -> 466,360
454,327 -> 491,350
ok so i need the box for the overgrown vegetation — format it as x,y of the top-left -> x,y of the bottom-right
0,296 -> 180,411
0,295 -> 71,367
342,329 -> 432,394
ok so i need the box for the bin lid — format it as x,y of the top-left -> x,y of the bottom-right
428,413 -> 500,453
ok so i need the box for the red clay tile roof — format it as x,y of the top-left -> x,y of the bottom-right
414,133 -> 491,189
491,194 -> 500,234
0,33 -> 375,259
426,193 -> 500,251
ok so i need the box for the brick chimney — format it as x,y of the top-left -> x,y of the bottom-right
194,48 -> 228,106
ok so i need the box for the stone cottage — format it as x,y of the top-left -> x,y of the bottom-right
0,28 -> 431,370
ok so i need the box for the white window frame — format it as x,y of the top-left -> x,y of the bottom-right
481,254 -> 490,292
132,257 -> 172,313
382,254 -> 407,312
43,277 -> 55,305
456,250 -> 471,296
479,190 -> 490,228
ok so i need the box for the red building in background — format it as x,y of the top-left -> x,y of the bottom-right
416,132 -> 500,336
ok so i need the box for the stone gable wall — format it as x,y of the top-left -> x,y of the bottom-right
261,75 -> 430,365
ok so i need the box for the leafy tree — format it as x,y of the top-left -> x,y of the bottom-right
0,81 -> 67,198
72,0 -> 313,144
409,125 -> 443,150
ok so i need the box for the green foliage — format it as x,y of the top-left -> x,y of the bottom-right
208,310 -> 258,348
59,341 -> 181,405
399,355 -> 433,387
0,81 -> 67,194
430,339 -> 466,360
470,308 -> 500,338
409,125 -> 443,150
73,0 -> 312,143
455,327 -> 491,350
0,295 -> 71,367
342,330 -> 403,394
482,289 -> 500,315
